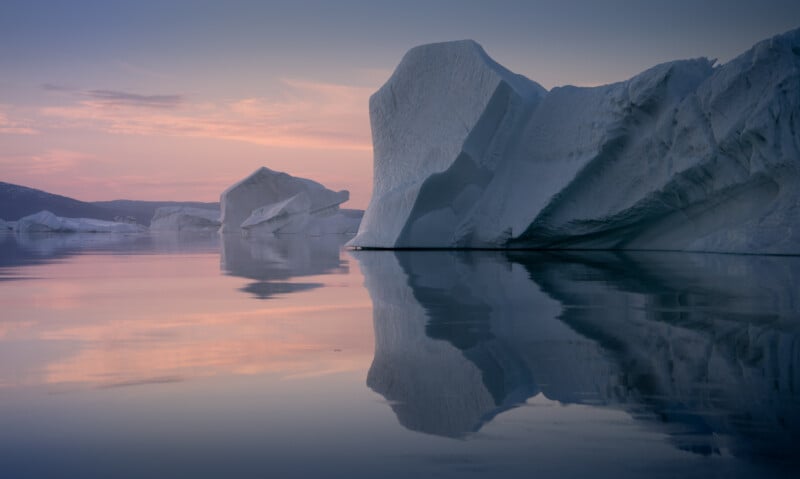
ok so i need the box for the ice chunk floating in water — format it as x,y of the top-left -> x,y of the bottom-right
350,28 -> 800,253
15,210 -> 146,234
149,206 -> 220,232
220,166 -> 360,235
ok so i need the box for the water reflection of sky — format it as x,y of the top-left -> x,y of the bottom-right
0,232 -> 372,390
0,232 -> 798,478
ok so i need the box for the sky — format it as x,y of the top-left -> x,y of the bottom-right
1,0 -> 798,208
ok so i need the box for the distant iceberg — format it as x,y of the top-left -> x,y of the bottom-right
149,206 -> 220,232
350,28 -> 800,253
220,166 -> 361,236
15,210 -> 147,234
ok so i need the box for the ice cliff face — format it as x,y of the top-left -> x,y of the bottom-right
353,40 -> 547,247
350,29 -> 800,253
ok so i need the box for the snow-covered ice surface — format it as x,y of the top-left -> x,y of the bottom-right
149,206 -> 220,232
351,40 -> 546,248
0,219 -> 13,231
220,166 -> 351,233
303,208 -> 363,236
351,29 -> 800,253
241,193 -> 313,234
15,210 -> 147,234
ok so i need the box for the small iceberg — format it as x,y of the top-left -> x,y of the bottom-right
15,210 -> 147,234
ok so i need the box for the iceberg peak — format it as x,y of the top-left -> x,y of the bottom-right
351,39 -> 547,247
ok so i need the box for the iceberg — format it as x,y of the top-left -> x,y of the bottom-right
350,29 -> 800,253
220,166 -> 360,235
149,206 -> 220,232
15,210 -> 147,234
302,208 -> 362,236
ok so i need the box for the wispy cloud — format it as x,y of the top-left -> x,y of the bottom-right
67,174 -> 242,200
40,83 -> 77,92
41,84 -> 183,108
85,89 -> 183,109
39,79 -> 374,150
114,60 -> 174,80
0,149 -> 95,175
0,154 -> 242,202
0,107 -> 38,135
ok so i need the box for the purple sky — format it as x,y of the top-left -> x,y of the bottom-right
1,0 -> 797,207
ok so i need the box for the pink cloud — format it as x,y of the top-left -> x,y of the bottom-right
39,79 -> 374,151
68,174 -> 242,200
0,107 -> 38,135
0,149 -> 95,176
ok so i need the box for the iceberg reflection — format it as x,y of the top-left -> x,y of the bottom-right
354,250 -> 800,460
0,233 -> 370,389
0,231 -> 218,271
220,233 -> 349,299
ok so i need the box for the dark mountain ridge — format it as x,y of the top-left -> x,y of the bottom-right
0,182 -> 218,226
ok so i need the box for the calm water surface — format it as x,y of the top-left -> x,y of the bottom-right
0,231 -> 798,478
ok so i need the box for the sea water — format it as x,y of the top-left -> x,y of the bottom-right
0,232 -> 798,478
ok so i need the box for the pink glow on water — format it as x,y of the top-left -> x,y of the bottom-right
0,251 -> 374,390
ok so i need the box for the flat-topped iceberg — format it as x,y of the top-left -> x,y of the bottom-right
220,166 -> 361,235
350,28 -> 800,253
149,206 -> 220,232
16,210 -> 147,234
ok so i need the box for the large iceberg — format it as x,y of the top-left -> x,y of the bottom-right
15,210 -> 147,234
220,166 -> 361,235
350,29 -> 800,253
149,206 -> 220,232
